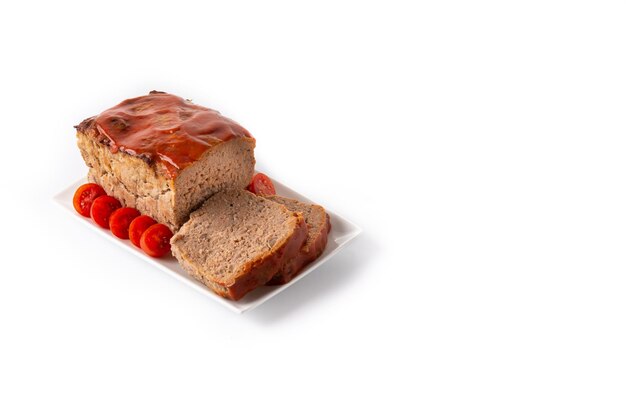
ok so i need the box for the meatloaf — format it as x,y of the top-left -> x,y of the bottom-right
170,190 -> 307,300
75,91 -> 255,230
265,196 -> 331,285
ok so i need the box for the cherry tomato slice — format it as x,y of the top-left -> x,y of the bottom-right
109,207 -> 141,239
129,215 -> 157,248
90,196 -> 122,229
140,224 -> 174,258
247,173 -> 276,196
73,183 -> 106,217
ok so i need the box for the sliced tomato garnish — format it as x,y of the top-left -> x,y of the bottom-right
109,207 -> 141,239
73,183 -> 106,217
247,173 -> 276,196
140,224 -> 174,258
90,196 -> 122,229
129,215 -> 157,248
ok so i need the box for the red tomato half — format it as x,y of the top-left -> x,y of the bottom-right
128,215 -> 157,248
109,207 -> 141,239
73,183 -> 106,217
247,173 -> 276,196
90,196 -> 122,229
140,224 -> 174,258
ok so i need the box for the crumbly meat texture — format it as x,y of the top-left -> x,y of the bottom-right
76,116 -> 255,230
170,190 -> 308,300
264,196 -> 331,285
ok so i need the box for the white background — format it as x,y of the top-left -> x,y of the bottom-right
1,1 -> 625,416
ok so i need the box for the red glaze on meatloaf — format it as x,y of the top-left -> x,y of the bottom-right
79,91 -> 252,179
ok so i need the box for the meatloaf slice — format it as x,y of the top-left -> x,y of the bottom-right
75,91 -> 255,230
170,190 -> 307,300
264,196 -> 331,285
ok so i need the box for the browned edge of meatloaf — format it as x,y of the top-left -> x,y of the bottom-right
219,214 -> 308,300
267,213 -> 331,285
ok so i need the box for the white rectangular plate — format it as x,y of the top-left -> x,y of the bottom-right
53,177 -> 361,314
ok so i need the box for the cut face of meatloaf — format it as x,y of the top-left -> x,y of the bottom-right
75,91 -> 255,230
264,196 -> 331,285
170,190 -> 307,300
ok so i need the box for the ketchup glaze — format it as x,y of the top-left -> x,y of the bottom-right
81,91 -> 252,178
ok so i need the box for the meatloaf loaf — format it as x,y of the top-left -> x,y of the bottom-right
171,190 -> 307,300
75,91 -> 255,230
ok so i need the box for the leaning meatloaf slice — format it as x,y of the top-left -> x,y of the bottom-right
170,190 -> 307,300
75,91 -> 255,231
264,196 -> 331,285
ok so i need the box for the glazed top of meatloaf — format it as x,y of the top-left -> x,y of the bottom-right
75,91 -> 253,178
